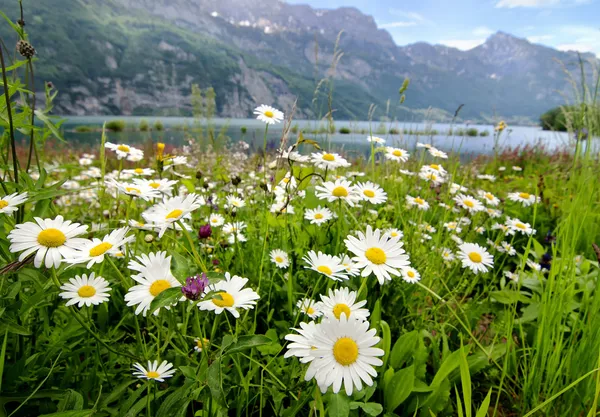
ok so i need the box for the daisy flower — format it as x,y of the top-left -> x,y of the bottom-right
194,338 -> 210,353
340,254 -> 361,276
59,273 -> 111,307
270,249 -> 290,269
297,298 -> 323,319
209,213 -> 225,227
304,206 -> 334,225
142,194 -> 203,237
304,315 -> 384,395
478,190 -> 500,206
444,222 -> 462,233
132,360 -> 176,382
500,241 -> 517,256
355,182 -> 387,205
344,225 -> 410,285
134,178 -> 178,196
422,163 -> 447,176
124,167 -> 155,177
504,271 -> 520,282
106,179 -> 161,201
418,171 -> 446,185
198,272 -> 260,318
319,287 -> 370,321
254,105 -> 284,124
477,174 -> 496,182
399,169 -> 415,176
417,142 -> 432,149
105,142 -> 144,160
385,147 -> 409,162
486,208 -> 503,218
400,267 -> 421,284
405,195 -> 430,210
454,194 -> 484,213
8,215 -> 89,268
457,243 -> 494,274
64,227 -> 134,268
366,136 -> 386,145
507,218 -> 535,235
441,248 -> 455,262
125,252 -> 182,316
315,179 -> 360,206
507,192 -> 540,206
284,321 -> 321,363
223,222 -> 247,235
492,222 -> 514,235
383,228 -> 404,240
428,147 -> 448,159
310,152 -> 350,170
0,192 -> 28,214
226,195 -> 246,209
512,166 -> 523,172
303,250 -> 348,281
279,146 -> 310,164
450,183 -> 468,195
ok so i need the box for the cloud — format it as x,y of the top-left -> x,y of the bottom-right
526,34 -> 554,43
557,25 -> 600,56
438,39 -> 486,50
388,9 -> 433,24
379,21 -> 418,29
472,26 -> 494,37
557,43 -> 594,53
495,0 -> 590,7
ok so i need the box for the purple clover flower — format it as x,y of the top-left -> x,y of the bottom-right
181,273 -> 209,301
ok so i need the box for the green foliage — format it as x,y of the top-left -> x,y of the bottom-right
338,127 -> 351,134
74,125 -> 93,132
105,119 -> 126,132
153,119 -> 164,131
139,119 -> 149,131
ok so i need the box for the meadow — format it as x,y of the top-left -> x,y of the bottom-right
3,5 -> 600,417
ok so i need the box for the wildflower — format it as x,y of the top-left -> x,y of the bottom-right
422,163 -> 447,176
344,225 -> 410,285
142,194 -> 203,237
0,192 -> 28,214
428,147 -> 448,159
304,315 -> 384,395
132,360 -> 176,382
507,192 -> 539,206
198,272 -> 260,318
400,267 -> 421,283
64,227 -> 134,268
181,274 -> 209,301
297,298 -> 323,319
198,224 -> 212,239
59,273 -> 111,307
450,183 -> 468,194
444,222 -> 462,233
478,190 -> 500,206
303,251 -> 348,281
367,136 -> 386,145
454,194 -> 484,213
225,195 -> 246,209
8,215 -> 89,268
284,321 -> 320,363
209,213 -> 225,227
194,338 -> 210,352
506,218 -> 535,235
340,254 -> 361,276
500,241 -> 516,256
106,179 -> 161,201
124,167 -> 155,177
385,147 -> 410,162
504,271 -> 520,282
270,249 -> 290,269
304,206 -> 333,225
406,195 -> 430,210
457,243 -> 494,274
134,178 -> 178,196
419,171 -> 446,185
105,142 -> 144,160
512,166 -> 522,172
310,152 -> 350,170
355,182 -> 388,205
315,179 -> 360,206
495,121 -> 507,132
319,287 -> 370,321
383,228 -> 404,240
254,105 -> 284,124
125,252 -> 182,316
441,248 -> 455,262
477,174 -> 496,182
399,169 -> 415,176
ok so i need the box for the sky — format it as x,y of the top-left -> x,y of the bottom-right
285,0 -> 600,56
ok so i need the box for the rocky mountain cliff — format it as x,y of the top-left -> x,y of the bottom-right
1,0 -> 596,121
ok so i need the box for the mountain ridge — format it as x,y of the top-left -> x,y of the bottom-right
1,0 -> 596,122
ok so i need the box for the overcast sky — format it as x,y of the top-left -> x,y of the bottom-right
286,0 -> 600,56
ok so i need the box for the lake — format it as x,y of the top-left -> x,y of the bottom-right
56,116 -> 584,157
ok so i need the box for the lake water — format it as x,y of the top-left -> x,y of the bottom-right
57,116 -> 585,157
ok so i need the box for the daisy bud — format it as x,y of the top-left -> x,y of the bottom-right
144,234 -> 154,243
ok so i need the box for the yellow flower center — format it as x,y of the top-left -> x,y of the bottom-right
211,218 -> 218,223
125,187 -> 141,194
519,192 -> 530,199
134,168 -> 144,174
333,337 -> 359,366
332,187 -> 348,197
363,190 -> 375,198
430,164 -> 439,170
516,223 -> 526,230
0,200 -> 8,209
264,110 -> 274,118
407,270 -> 415,278
77,285 -> 96,298
146,371 -> 160,379
306,307 -> 315,315
165,209 -> 183,220
391,232 -> 398,237
365,247 -> 386,265
196,338 -> 209,349
322,153 -> 335,162
149,182 -> 161,189
282,178 -> 290,183
149,279 -> 171,297
314,213 -> 324,219
468,252 -> 482,263
212,292 -> 235,307
275,256 -> 284,263
332,303 -> 351,319
392,150 -> 403,157
317,265 -> 333,276
117,145 -> 130,152
464,200 -> 474,208
485,193 -> 494,200
415,197 -> 424,205
89,242 -> 113,257
37,228 -> 67,248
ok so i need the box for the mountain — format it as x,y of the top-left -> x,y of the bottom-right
1,0 -> 597,122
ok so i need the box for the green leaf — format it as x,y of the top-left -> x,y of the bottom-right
58,390 -> 84,412
39,411 -> 95,417
207,359 -> 224,406
147,287 -> 183,315
0,320 -> 31,336
379,320 -> 391,372
360,402 -> 384,416
35,110 -> 65,142
99,380 -> 136,409
431,347 -> 466,387
490,290 -> 531,304
458,344 -> 472,417
474,390 -> 492,417
389,331 -> 419,369
225,335 -> 272,355
325,392 -> 350,417
384,365 -> 414,412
